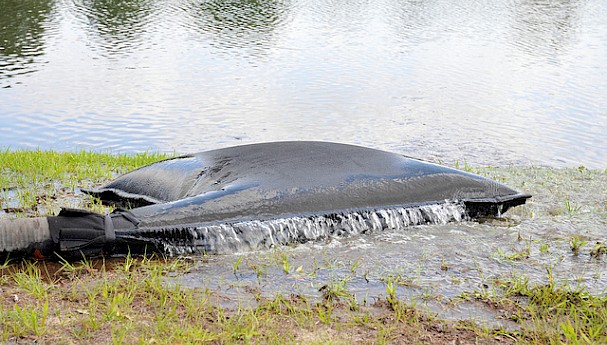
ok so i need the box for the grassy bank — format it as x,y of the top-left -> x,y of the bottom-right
0,149 -> 170,216
1,150 -> 606,344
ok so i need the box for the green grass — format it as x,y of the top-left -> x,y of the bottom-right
0,149 -> 171,215
0,256 -> 515,344
2,149 -> 607,344
492,273 -> 607,344
0,148 -> 170,182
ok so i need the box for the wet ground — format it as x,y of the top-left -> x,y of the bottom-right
169,166 -> 607,327
1,0 -> 606,330
1,162 -> 606,328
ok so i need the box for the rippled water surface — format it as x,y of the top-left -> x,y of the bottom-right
174,166 -> 607,326
1,0 -> 606,167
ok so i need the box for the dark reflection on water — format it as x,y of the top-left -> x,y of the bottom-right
0,0 -> 54,86
67,0 -> 157,56
181,0 -> 290,56
511,0 -> 582,59
0,0 -> 605,167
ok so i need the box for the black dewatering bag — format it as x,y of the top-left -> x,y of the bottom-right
1,142 -> 531,261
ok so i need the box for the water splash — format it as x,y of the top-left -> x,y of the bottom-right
129,201 -> 467,255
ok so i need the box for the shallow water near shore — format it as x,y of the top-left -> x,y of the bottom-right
1,152 -> 606,329
172,166 -> 607,327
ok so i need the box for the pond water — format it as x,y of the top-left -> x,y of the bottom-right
1,0 -> 606,168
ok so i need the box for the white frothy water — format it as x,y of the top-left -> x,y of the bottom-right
136,201 -> 468,255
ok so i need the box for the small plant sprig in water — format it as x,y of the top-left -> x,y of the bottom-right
318,277 -> 352,303
565,199 -> 582,216
539,242 -> 550,254
270,248 -> 292,274
570,236 -> 588,256
232,256 -> 243,277
494,247 -> 530,262
494,236 -> 532,262
590,242 -> 607,259
454,159 -> 475,173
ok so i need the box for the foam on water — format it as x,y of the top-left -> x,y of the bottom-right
126,201 -> 467,255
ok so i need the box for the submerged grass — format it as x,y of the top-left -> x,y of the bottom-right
1,253 -> 605,344
1,149 -> 607,343
0,256 -> 514,344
